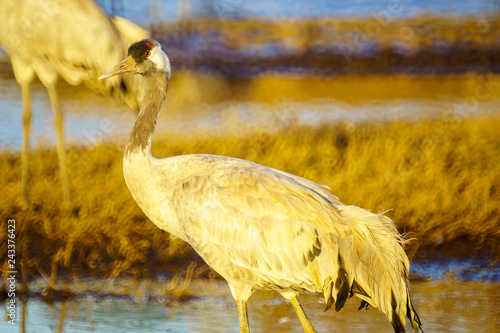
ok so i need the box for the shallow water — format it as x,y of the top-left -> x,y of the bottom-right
1,279 -> 499,332
1,72 -> 499,150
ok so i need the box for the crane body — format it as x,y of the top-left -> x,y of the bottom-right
0,0 -> 147,204
100,39 -> 423,333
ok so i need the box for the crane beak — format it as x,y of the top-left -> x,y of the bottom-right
99,56 -> 136,80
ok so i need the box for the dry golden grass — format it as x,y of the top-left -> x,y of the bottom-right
0,115 -> 499,286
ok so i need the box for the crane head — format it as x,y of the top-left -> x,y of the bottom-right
99,39 -> 170,80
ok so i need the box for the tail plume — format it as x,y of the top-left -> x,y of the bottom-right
320,205 -> 423,333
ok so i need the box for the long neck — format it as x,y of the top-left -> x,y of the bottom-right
125,72 -> 170,157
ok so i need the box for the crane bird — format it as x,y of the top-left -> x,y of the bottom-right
0,0 -> 148,204
100,39 -> 423,333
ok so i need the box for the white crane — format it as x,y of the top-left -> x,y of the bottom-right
100,39 -> 423,333
0,0 -> 148,204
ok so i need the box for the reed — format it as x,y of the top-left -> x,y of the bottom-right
1,115 -> 498,286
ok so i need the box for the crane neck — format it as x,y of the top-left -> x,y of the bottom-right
125,71 -> 170,157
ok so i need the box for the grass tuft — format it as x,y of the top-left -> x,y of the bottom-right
1,115 -> 499,287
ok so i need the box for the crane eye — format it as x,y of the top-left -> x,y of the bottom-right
145,51 -> 151,57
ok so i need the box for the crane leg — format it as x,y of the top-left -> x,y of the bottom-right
237,300 -> 250,333
228,282 -> 252,333
20,82 -> 32,206
47,85 -> 70,204
289,295 -> 317,333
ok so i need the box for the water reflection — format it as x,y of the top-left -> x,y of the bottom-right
1,72 -> 498,149
1,280 -> 499,332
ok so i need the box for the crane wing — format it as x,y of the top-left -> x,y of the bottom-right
170,155 -> 354,291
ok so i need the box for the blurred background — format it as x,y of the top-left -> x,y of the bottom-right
0,0 -> 499,332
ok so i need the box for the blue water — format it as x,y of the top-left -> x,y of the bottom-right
97,0 -> 499,26
1,278 -> 499,332
411,258 -> 500,281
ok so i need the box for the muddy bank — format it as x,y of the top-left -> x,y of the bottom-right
151,15 -> 500,76
2,16 -> 499,78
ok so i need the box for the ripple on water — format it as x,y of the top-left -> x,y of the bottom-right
1,278 -> 499,332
